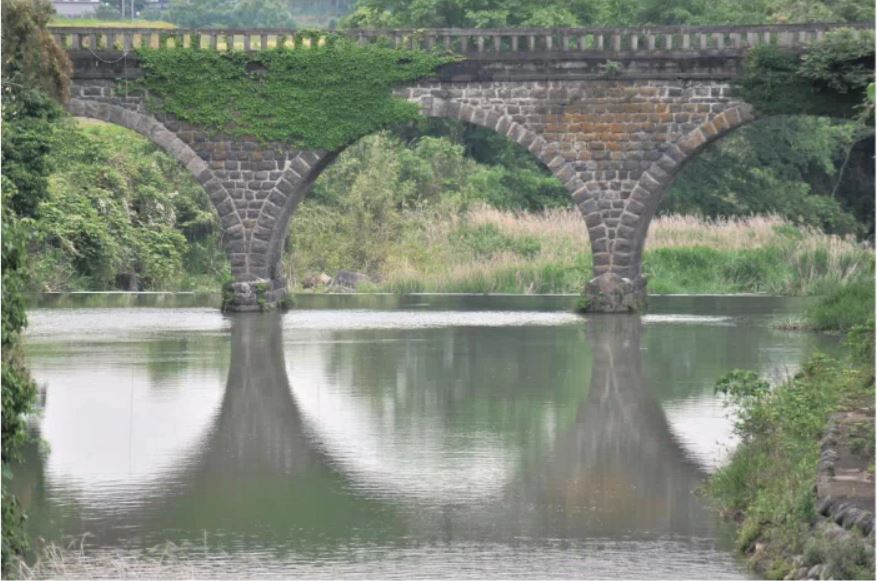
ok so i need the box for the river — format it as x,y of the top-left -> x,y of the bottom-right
13,294 -> 839,578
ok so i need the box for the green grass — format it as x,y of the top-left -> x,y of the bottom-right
289,206 -> 873,297
49,18 -> 176,28
805,280 -> 876,332
643,246 -> 791,294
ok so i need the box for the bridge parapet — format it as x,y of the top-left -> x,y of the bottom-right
50,22 -> 872,57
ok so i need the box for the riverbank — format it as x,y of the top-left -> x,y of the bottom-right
709,321 -> 875,579
288,208 -> 874,296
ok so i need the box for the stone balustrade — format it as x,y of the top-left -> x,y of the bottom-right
50,22 -> 872,57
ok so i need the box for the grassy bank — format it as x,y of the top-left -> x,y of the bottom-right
805,281 -> 876,331
288,206 -> 874,296
709,323 -> 875,579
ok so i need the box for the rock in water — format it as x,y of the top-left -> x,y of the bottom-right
332,270 -> 370,291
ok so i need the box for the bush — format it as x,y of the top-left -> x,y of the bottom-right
30,118 -> 228,292
1,2 -> 69,565
710,344 -> 874,577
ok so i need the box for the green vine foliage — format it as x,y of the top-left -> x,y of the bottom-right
1,0 -> 70,569
1,176 -> 39,568
738,28 -> 875,120
134,40 -> 456,150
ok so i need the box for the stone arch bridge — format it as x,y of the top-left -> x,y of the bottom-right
52,23 -> 872,311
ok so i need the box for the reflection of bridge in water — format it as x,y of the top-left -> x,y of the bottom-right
53,313 -> 715,546
508,314 -> 708,538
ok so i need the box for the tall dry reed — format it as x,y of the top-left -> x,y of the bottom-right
296,204 -> 872,295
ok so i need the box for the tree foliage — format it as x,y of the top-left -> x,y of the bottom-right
342,0 -> 874,28
0,175 -> 39,567
739,28 -> 875,120
665,116 -> 872,237
1,0 -> 71,102
0,0 -> 71,569
289,129 -> 569,278
165,0 -> 297,28
672,29 -> 876,237
31,120 -> 229,291
391,118 -> 569,210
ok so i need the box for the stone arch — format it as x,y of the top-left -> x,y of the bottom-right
64,98 -> 247,277
264,95 -> 594,297
611,104 -> 757,282
257,150 -> 333,300
413,96 -> 588,199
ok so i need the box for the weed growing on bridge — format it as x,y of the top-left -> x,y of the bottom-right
134,40 -> 456,150
739,28 -> 875,120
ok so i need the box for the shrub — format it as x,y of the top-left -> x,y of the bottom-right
710,346 -> 874,577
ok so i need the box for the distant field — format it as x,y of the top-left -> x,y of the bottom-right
49,18 -> 176,28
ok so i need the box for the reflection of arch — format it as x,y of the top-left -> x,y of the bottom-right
277,313 -> 712,537
30,314 -> 379,546
508,314 -> 710,537
187,314 -> 323,476
27,312 -> 720,549
199,313 -> 707,540
64,99 -> 246,270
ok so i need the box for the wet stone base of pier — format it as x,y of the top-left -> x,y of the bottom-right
583,273 -> 648,313
224,279 -> 288,313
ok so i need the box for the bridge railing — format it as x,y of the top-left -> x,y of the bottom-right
49,22 -> 873,55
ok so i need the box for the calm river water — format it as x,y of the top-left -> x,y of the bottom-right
15,294 -> 839,578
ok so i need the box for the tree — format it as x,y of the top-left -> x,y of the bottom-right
166,0 -> 296,28
663,117 -> 869,237
0,0 -> 70,569
341,0 -> 874,28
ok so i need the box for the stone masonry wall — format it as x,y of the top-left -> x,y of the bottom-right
67,75 -> 753,311
68,80 -> 330,310
399,80 -> 754,309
